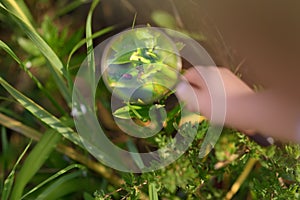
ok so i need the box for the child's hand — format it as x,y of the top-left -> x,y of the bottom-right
176,66 -> 300,143
176,66 -> 253,123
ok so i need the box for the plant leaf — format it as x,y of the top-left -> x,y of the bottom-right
85,0 -> 99,108
126,139 -> 145,169
35,171 -> 84,199
1,140 -> 32,200
66,26 -> 114,71
0,2 -> 71,103
109,50 -> 135,65
21,164 -> 86,199
10,130 -> 61,200
148,182 -> 159,200
56,0 -> 91,17
151,10 -> 176,29
113,105 -> 131,119
0,40 -> 65,114
0,77 -> 82,147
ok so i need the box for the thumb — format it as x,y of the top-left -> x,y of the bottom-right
175,81 -> 201,113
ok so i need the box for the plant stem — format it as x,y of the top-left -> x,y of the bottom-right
225,157 -> 257,200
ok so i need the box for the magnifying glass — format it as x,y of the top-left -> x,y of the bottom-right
101,27 -> 182,104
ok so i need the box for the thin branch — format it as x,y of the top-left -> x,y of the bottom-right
225,157 -> 257,200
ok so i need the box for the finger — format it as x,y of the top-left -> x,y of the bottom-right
176,80 -> 211,116
182,66 -> 209,89
176,81 -> 201,113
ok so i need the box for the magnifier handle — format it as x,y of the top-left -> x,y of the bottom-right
248,133 -> 275,146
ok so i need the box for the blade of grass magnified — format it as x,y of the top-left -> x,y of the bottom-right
0,2 -> 71,104
10,130 -> 61,200
0,78 -> 82,147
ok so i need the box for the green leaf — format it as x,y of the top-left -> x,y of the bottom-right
0,2 -> 71,103
1,140 -> 32,200
130,51 -> 151,64
0,78 -> 82,147
17,37 -> 40,56
66,26 -> 114,90
1,126 -> 9,162
113,105 -> 131,119
21,164 -> 86,199
66,26 -> 114,71
35,171 -> 84,200
10,130 -> 61,200
1,0 -> 33,29
0,40 -> 65,114
148,182 -> 159,200
109,50 -> 135,65
126,139 -> 145,169
151,10 -> 176,29
56,0 -> 91,17
85,0 -> 100,108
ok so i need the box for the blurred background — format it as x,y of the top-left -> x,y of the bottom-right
95,0 -> 300,92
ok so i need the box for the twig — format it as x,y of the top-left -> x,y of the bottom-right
224,157 -> 257,200
103,180 -> 148,200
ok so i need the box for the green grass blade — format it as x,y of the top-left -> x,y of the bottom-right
0,40 -> 20,61
10,0 -> 34,24
56,0 -> 91,17
1,140 -> 32,200
1,126 -> 9,167
148,182 -> 159,200
126,139 -> 145,169
66,26 -> 114,89
0,78 -> 82,147
1,0 -> 33,29
0,113 -> 41,141
0,2 -> 71,103
36,171 -> 84,200
10,130 -> 61,200
67,26 -> 114,70
85,0 -> 99,108
21,164 -> 86,199
0,40 -> 65,114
